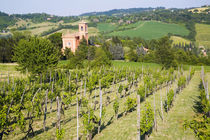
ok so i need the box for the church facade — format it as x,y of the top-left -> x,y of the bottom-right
62,21 -> 88,53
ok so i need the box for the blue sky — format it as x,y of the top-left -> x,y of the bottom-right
1,0 -> 210,16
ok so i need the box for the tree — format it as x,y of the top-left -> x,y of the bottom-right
48,33 -> 62,50
112,36 -> 121,44
91,48 -> 111,68
67,55 -> 84,69
64,48 -> 74,60
0,31 -> 30,63
126,49 -> 138,62
13,37 -> 60,75
75,38 -> 88,60
155,37 -> 176,69
109,44 -> 124,60
0,38 -> 14,63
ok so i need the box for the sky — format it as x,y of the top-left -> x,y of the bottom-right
1,0 -> 210,16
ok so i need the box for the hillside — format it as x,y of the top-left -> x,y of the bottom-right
0,11 -> 16,31
0,6 -> 210,46
188,6 -> 210,13
170,36 -> 191,45
80,7 -> 165,16
106,21 -> 189,40
196,23 -> 210,49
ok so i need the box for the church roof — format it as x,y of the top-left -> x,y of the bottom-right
62,32 -> 80,38
79,20 -> 87,24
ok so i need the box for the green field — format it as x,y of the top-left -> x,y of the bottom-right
108,21 -> 189,40
57,60 -> 210,72
97,23 -> 117,33
196,23 -> 210,49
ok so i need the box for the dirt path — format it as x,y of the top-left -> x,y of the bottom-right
150,72 -> 200,140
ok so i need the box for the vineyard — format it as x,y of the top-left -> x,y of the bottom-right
1,63 -> 207,140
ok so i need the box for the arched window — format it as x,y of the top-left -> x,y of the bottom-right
67,42 -> 71,46
81,26 -> 83,31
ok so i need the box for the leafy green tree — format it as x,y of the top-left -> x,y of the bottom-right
91,48 -> 111,67
112,36 -> 121,44
155,37 -> 176,68
0,38 -> 14,63
87,46 -> 96,60
127,49 -> 138,62
64,48 -> 74,60
75,38 -> 88,60
67,55 -> 84,69
0,31 -> 30,63
48,33 -> 62,49
13,37 -> 60,75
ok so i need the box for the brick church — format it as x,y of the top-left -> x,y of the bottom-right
62,21 -> 88,53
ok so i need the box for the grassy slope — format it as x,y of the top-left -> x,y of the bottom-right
93,72 -> 179,140
150,72 -> 200,140
97,23 -> 117,33
3,65 -> 144,140
0,63 -> 22,81
94,72 -> 200,140
8,20 -> 99,36
108,21 -> 189,40
112,60 -> 161,69
57,60 -> 210,72
196,23 -> 210,49
0,62 -> 208,140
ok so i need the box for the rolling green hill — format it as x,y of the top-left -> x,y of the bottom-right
196,23 -> 210,49
97,23 -> 117,33
107,21 -> 189,40
0,12 -> 16,31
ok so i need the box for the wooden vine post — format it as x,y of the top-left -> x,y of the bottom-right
160,91 -> 164,121
43,89 -> 48,131
98,80 -> 102,134
56,96 -> 61,131
76,96 -> 79,140
153,90 -> 157,131
137,93 -> 141,140
50,82 -> 53,113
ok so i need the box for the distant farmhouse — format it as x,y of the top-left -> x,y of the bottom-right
62,21 -> 88,53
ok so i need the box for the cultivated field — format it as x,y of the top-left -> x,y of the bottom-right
0,61 -> 209,140
196,23 -> 210,49
107,21 -> 189,40
170,36 -> 191,45
188,7 -> 210,13
97,23 -> 117,33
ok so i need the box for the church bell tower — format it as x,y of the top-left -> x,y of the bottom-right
79,21 -> 88,41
